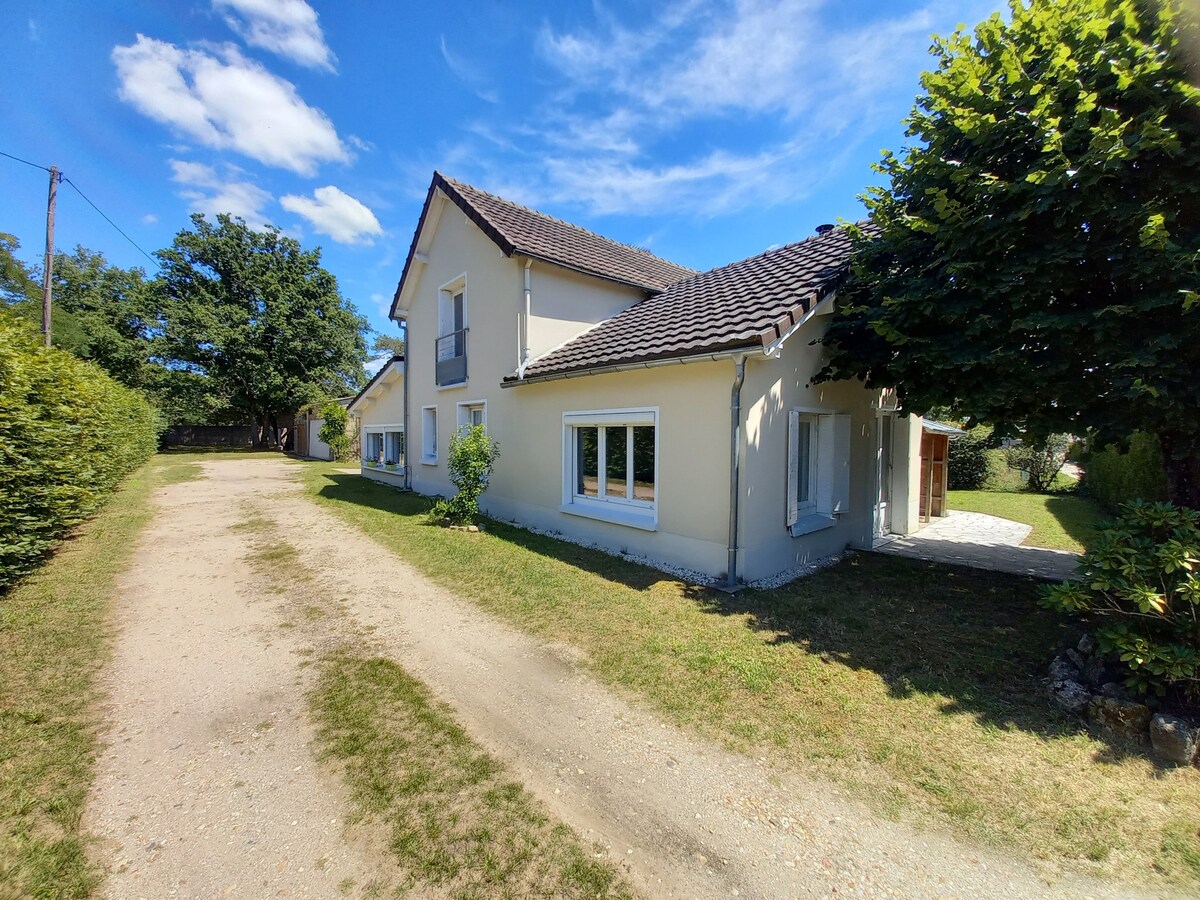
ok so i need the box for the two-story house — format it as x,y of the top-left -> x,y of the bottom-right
349,172 -> 942,587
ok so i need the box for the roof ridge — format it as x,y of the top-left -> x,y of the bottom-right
437,172 -> 696,274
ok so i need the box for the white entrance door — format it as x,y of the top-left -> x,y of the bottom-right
875,414 -> 894,537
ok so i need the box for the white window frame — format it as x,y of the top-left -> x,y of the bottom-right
455,399 -> 487,432
421,405 -> 438,465
362,424 -> 405,472
560,407 -> 658,531
787,407 -> 851,537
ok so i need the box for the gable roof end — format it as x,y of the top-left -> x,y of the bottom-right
389,172 -> 695,318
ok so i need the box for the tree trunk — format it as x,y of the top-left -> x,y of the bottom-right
1160,432 -> 1200,509
268,413 -> 280,449
252,412 -> 267,448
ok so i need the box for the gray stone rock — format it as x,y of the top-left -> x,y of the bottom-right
1049,655 -> 1080,683
1088,695 -> 1152,738
1077,633 -> 1097,656
1050,679 -> 1092,714
1066,648 -> 1087,670
1150,714 -> 1200,766
1080,657 -> 1107,687
1100,681 -> 1127,700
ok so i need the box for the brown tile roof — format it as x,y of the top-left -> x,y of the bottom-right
506,226 -> 861,382
391,174 -> 694,315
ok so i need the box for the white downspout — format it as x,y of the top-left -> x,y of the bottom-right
517,259 -> 532,379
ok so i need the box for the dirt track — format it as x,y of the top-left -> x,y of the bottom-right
85,458 -> 1146,898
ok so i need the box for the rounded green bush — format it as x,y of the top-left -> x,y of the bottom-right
1044,501 -> 1200,700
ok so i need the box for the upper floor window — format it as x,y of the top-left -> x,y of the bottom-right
436,276 -> 467,387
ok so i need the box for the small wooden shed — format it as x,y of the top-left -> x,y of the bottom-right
919,421 -> 965,523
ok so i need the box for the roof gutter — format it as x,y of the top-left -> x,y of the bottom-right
500,347 -> 755,388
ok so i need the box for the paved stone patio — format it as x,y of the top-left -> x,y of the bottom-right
873,510 -> 1080,581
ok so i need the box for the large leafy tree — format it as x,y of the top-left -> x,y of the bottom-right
49,247 -> 156,387
156,214 -> 368,445
820,0 -> 1200,505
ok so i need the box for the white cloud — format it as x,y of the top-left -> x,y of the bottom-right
500,0 -> 1001,216
28,19 -> 38,41
169,158 -> 273,228
142,213 -> 159,224
113,35 -> 347,175
213,0 -> 335,71
280,185 -> 383,245
439,35 -> 500,104
347,134 -> 375,152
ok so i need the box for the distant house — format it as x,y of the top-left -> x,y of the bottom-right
348,355 -> 406,478
350,172 -> 947,586
294,396 -> 355,460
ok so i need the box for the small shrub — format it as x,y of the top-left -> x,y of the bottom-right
1084,432 -> 1169,514
1005,433 -> 1071,492
948,425 -> 993,490
0,308 -> 160,590
428,425 -> 500,526
1043,501 -> 1200,700
317,401 -> 352,461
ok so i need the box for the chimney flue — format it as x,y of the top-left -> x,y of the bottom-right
815,223 -> 834,235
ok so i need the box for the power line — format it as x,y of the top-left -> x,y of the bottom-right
0,149 -> 52,173
1,149 -> 160,270
62,177 -> 159,269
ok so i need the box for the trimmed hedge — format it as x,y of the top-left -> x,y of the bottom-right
1084,432 -> 1169,514
0,309 -> 160,591
948,426 -> 993,490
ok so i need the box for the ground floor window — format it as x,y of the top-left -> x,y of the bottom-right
562,408 -> 657,529
365,431 -> 384,463
363,426 -> 404,469
421,406 -> 438,464
456,400 -> 486,431
787,409 -> 851,536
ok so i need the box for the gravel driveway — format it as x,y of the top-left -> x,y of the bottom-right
85,457 -> 1147,898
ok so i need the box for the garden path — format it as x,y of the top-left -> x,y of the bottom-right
873,510 -> 1080,580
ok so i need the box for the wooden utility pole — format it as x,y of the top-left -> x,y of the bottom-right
41,165 -> 60,347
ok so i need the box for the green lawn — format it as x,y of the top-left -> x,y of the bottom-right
0,457 -> 179,897
297,461 -> 1200,890
947,489 -> 1105,553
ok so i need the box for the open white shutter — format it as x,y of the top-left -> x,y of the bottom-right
786,410 -> 799,527
830,414 -> 852,515
815,413 -> 852,516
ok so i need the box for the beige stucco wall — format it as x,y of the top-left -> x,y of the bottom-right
733,309 -> 883,582
525,265 -> 643,359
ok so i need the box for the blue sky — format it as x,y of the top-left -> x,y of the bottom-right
2,0 -> 1002,352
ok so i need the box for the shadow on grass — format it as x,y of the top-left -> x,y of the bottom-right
159,445 -> 286,455
316,473 -> 1148,761
1044,494 -> 1105,554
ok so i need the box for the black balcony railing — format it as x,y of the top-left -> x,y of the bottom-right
435,328 -> 468,386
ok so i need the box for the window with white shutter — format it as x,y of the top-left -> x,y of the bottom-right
786,410 -> 851,536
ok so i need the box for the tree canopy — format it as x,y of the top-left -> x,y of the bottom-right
156,214 -> 368,443
819,0 -> 1200,504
